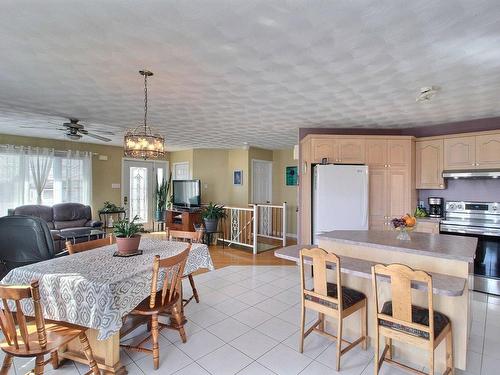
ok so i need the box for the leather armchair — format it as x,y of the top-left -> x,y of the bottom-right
0,215 -> 55,279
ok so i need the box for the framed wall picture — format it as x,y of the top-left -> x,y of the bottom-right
233,170 -> 243,185
285,166 -> 298,186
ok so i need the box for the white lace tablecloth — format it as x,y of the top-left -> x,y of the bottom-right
2,238 -> 214,340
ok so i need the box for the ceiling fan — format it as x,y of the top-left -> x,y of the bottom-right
22,119 -> 113,142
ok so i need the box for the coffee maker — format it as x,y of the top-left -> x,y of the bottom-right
428,197 -> 444,218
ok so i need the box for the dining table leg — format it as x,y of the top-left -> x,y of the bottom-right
59,329 -> 126,374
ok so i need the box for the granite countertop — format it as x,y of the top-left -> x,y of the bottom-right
275,245 -> 466,297
317,230 -> 476,262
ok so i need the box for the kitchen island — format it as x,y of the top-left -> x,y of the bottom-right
275,230 -> 476,371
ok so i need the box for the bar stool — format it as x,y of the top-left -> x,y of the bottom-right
371,263 -> 454,375
299,247 -> 367,371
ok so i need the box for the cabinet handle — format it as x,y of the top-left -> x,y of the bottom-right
439,184 -> 444,188
388,164 -> 391,167
476,163 -> 479,166
384,164 -> 387,168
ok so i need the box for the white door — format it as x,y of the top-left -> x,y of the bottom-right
252,159 -> 272,235
173,162 -> 190,180
122,159 -> 168,229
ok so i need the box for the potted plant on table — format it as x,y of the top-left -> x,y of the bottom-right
154,173 -> 172,222
113,215 -> 143,254
201,202 -> 227,233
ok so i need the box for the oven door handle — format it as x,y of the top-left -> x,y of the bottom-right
441,225 -> 500,236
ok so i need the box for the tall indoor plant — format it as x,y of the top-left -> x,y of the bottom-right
113,215 -> 143,254
154,172 -> 172,221
201,202 -> 226,232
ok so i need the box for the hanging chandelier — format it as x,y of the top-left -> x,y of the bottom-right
123,70 -> 165,159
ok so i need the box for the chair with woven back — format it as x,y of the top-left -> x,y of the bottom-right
371,263 -> 453,375
66,234 -> 115,255
299,247 -> 367,371
120,245 -> 190,370
0,281 -> 99,375
166,228 -> 204,307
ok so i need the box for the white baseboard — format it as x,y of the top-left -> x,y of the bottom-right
286,233 -> 297,239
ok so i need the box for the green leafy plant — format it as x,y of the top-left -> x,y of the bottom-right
155,172 -> 172,212
201,202 -> 227,220
113,215 -> 143,238
99,201 -> 124,213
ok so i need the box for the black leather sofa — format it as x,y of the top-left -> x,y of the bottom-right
12,203 -> 102,252
0,215 -> 56,279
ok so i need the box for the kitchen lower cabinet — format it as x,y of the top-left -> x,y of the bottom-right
415,220 -> 440,234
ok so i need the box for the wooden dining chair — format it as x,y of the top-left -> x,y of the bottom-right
371,263 -> 453,375
299,248 -> 367,371
0,281 -> 99,375
66,234 -> 115,255
166,229 -> 204,307
121,245 -> 190,370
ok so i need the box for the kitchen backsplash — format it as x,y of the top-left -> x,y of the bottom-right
419,179 -> 500,205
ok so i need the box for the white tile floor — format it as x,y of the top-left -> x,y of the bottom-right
3,265 -> 499,374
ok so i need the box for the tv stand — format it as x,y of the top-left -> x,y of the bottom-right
166,209 -> 202,232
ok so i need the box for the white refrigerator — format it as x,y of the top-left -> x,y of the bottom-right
313,164 -> 369,244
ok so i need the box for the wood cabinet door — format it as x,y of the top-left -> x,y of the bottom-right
311,139 -> 335,163
444,136 -> 476,170
387,167 -> 410,219
388,139 -> 411,167
416,140 -> 444,189
337,139 -> 366,164
366,140 -> 387,167
369,167 -> 388,231
414,221 -> 439,234
476,133 -> 500,169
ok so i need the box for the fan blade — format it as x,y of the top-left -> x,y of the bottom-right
79,122 -> 115,135
19,126 -> 41,129
82,132 -> 112,142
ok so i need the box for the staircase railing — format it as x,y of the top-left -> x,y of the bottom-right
220,202 -> 287,254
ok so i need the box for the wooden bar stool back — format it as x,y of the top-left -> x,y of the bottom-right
121,245 -> 190,370
0,281 -> 99,375
167,229 -> 204,307
299,248 -> 367,371
371,263 -> 453,375
66,234 -> 115,255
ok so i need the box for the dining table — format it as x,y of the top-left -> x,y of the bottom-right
2,237 -> 214,374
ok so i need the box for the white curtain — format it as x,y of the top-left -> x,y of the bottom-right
28,147 -> 54,204
61,150 -> 92,205
0,145 -> 29,215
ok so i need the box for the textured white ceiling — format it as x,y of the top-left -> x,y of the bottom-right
1,0 -> 500,149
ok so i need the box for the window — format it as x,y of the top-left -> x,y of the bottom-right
0,145 -> 92,215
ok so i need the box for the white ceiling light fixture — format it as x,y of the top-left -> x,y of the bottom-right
416,86 -> 440,103
123,70 -> 166,159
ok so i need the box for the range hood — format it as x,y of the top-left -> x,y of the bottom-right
442,169 -> 500,179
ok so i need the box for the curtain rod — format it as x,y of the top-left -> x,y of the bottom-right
0,144 -> 99,156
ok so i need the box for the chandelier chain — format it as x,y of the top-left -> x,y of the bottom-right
144,73 -> 148,130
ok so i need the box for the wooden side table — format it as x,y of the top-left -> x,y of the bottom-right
98,210 -> 126,233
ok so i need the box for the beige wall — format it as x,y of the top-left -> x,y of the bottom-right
0,134 -> 124,218
227,149 -> 249,207
168,149 -> 193,178
192,149 -> 229,204
272,148 -> 298,236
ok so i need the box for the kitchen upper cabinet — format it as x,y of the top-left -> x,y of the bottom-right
311,139 -> 335,163
388,140 -> 411,167
366,140 -> 387,167
444,136 -> 476,170
336,139 -> 365,164
416,139 -> 444,189
476,133 -> 500,169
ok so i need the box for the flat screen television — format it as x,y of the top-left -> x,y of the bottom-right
172,179 -> 201,208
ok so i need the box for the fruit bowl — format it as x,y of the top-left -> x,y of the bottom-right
391,214 -> 417,241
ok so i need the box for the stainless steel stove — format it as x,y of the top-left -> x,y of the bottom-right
440,201 -> 500,295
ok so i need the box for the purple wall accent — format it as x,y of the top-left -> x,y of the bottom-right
418,179 -> 500,206
299,116 -> 500,140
